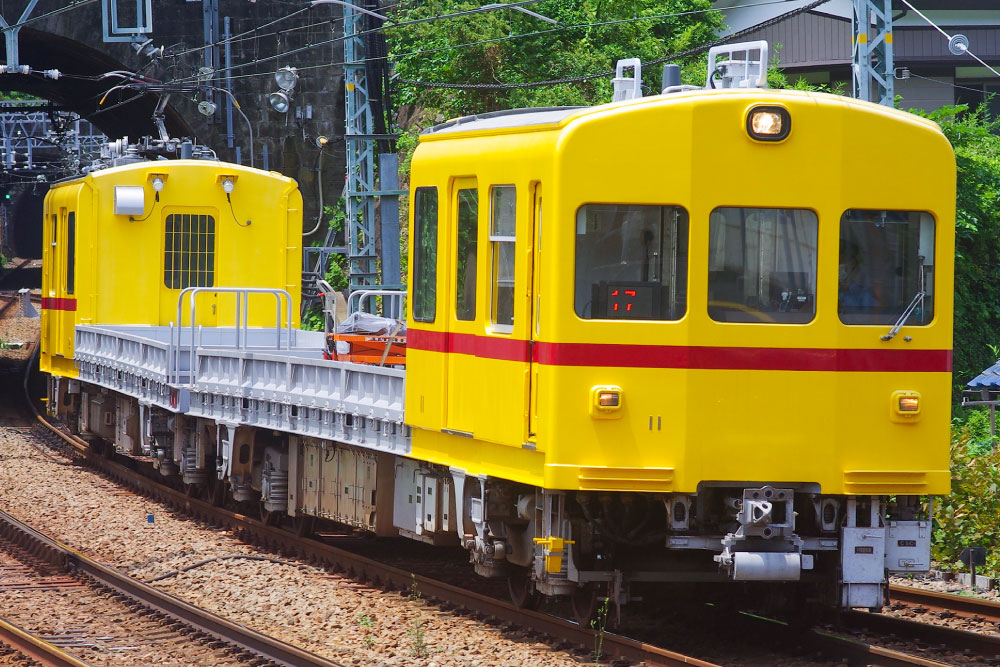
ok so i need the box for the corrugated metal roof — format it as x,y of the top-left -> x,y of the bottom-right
968,360 -> 1000,388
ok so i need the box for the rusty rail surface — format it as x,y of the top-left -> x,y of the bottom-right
0,615 -> 91,667
35,413 -> 977,667
0,507 -> 345,667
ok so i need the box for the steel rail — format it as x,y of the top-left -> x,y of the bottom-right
0,507 -> 345,667
0,616 -> 92,667
890,582 -> 1000,622
33,414 -> 972,667
35,417 -> 725,666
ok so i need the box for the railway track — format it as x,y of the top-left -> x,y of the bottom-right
4,349 -> 986,666
24,414 -> 984,667
0,506 -> 344,667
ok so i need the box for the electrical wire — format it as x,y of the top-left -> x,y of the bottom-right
6,0 -> 99,30
897,0 -> 1000,80
396,0 -> 832,90
906,71 -> 998,96
160,0 -> 817,89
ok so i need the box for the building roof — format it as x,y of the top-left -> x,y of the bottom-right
968,360 -> 1000,389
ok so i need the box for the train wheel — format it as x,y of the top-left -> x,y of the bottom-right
205,479 -> 226,507
293,515 -> 315,538
507,567 -> 541,610
259,501 -> 280,526
570,583 -> 598,626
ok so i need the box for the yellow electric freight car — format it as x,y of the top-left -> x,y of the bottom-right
41,143 -> 302,379
405,65 -> 953,614
40,44 -> 955,622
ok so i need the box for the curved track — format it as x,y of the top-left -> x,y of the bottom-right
11,346 -> 986,667
0,506 -> 345,667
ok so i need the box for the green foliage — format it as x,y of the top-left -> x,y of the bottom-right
301,304 -> 324,332
913,104 -> 1000,393
387,0 -> 725,119
933,410 -> 1000,574
408,613 -> 429,658
356,614 -> 376,649
590,597 -> 609,663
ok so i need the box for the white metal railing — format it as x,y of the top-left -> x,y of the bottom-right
347,289 -> 407,320
171,287 -> 295,384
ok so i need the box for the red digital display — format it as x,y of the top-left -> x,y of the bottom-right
606,284 -> 654,318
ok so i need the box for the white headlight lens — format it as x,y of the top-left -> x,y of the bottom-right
747,107 -> 790,141
751,110 -> 783,135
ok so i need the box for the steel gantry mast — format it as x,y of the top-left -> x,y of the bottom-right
852,0 -> 894,107
341,1 -> 402,292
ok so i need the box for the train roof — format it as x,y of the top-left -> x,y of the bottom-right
421,89 -> 944,139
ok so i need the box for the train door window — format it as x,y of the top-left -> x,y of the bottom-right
455,188 -> 478,321
412,187 -> 438,322
490,186 -> 516,331
708,208 -> 818,324
838,210 -> 934,326
66,212 -> 76,295
164,214 -> 216,289
575,204 -> 689,320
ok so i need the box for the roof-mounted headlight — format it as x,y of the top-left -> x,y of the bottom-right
747,106 -> 790,142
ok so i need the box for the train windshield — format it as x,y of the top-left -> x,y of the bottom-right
708,208 -> 818,324
574,204 -> 689,321
838,210 -> 935,326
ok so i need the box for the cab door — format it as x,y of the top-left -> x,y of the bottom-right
445,177 -> 479,435
527,184 -> 542,442
47,207 -> 77,360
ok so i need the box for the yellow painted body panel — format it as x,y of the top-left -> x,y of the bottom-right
40,160 -> 302,376
405,90 -> 954,495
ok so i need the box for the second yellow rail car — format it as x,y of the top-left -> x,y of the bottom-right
405,85 -> 953,613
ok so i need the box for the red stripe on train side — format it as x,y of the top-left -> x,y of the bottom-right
534,342 -> 952,373
407,329 -> 531,363
407,328 -> 952,373
41,297 -> 77,311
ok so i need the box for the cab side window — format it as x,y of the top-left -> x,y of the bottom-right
490,186 -> 516,330
412,187 -> 439,322
575,204 -> 688,320
838,209 -> 934,325
455,189 -> 478,321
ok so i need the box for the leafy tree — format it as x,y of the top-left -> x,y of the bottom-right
386,0 -> 725,119
933,411 -> 1000,574
914,104 -> 1000,393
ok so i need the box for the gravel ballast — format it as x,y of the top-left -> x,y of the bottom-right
0,428 -> 584,666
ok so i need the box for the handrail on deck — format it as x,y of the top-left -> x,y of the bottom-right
347,289 -> 407,320
171,287 -> 294,385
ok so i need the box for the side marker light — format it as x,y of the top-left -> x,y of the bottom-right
590,385 -> 623,419
890,390 -> 921,423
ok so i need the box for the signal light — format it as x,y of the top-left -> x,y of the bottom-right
898,396 -> 920,412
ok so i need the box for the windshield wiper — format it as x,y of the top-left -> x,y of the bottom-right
880,290 -> 925,341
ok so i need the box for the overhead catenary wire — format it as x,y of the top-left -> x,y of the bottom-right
397,0 -> 832,90
897,0 -> 1000,80
159,0 -> 820,89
